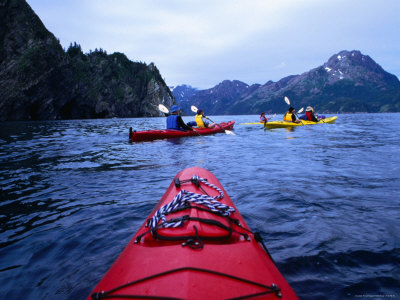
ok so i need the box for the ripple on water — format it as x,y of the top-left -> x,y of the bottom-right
0,114 -> 399,299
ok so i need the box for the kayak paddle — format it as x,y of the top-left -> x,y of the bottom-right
191,105 -> 235,135
158,104 -> 170,114
284,96 -> 291,106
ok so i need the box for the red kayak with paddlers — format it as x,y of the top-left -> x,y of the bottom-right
88,167 -> 298,299
129,121 -> 235,142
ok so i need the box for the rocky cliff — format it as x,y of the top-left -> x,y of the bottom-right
174,50 -> 400,114
0,0 -> 175,121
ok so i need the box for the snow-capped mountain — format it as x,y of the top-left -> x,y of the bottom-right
173,50 -> 400,114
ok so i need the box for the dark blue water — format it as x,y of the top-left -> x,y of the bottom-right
1,114 -> 399,299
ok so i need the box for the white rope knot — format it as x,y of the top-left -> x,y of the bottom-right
149,176 -> 235,233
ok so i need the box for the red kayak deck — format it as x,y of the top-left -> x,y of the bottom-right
129,121 -> 235,142
88,167 -> 298,299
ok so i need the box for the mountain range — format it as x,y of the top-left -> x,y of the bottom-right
173,50 -> 400,115
1,0 -> 399,121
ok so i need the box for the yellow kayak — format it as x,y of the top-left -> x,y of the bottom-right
264,116 -> 338,129
239,122 -> 265,125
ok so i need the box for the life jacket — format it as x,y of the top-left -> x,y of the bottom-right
283,113 -> 294,122
166,115 -> 180,130
260,116 -> 267,122
306,111 -> 317,122
195,114 -> 206,128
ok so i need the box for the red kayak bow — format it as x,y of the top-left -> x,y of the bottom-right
88,167 -> 298,299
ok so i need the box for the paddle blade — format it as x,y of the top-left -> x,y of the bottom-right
191,105 -> 198,113
284,96 -> 291,106
158,104 -> 169,114
225,130 -> 236,135
297,107 -> 304,114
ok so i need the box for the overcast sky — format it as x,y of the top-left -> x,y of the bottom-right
27,0 -> 400,89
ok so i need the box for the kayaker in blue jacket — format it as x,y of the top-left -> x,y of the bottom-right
166,105 -> 193,131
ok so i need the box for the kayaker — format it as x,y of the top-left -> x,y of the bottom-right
305,106 -> 319,122
283,107 -> 301,123
195,109 -> 215,128
166,105 -> 193,131
260,112 -> 271,123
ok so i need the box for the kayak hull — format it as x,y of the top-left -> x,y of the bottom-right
240,122 -> 265,125
129,121 -> 235,142
88,167 -> 298,300
264,116 -> 337,128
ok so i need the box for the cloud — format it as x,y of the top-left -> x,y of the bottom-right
86,0 -> 293,55
274,62 -> 287,70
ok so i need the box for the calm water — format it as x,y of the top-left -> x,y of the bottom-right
1,113 -> 399,299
